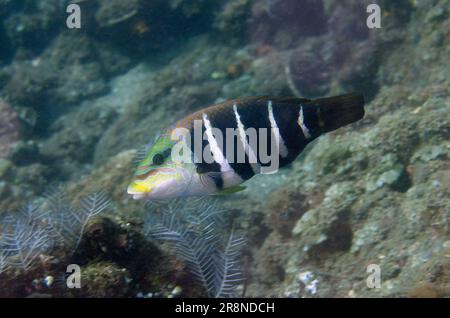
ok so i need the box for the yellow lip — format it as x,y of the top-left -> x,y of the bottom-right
127,168 -> 183,199
127,181 -> 152,194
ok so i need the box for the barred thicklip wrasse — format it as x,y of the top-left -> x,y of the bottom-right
128,93 -> 365,200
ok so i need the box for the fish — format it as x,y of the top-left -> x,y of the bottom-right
128,93 -> 365,200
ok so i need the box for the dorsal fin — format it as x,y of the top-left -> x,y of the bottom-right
266,96 -> 311,104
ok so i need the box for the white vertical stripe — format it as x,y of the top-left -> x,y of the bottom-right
233,104 -> 260,173
202,113 -> 231,172
268,101 -> 289,158
202,113 -> 243,188
298,105 -> 311,139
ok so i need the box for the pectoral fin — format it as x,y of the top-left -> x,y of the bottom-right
214,185 -> 247,195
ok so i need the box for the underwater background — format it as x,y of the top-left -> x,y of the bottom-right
0,0 -> 449,298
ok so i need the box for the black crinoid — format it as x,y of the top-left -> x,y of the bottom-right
0,189 -> 110,273
144,198 -> 246,298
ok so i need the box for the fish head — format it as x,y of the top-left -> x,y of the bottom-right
127,131 -> 195,200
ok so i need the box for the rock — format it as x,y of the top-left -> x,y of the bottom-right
3,1 -> 63,53
95,0 -> 141,28
0,159 -> 12,178
0,98 -> 20,159
77,261 -> 131,297
411,144 -> 449,163
213,0 -> 252,37
365,153 -> 410,193
10,140 -> 40,166
265,188 -> 310,239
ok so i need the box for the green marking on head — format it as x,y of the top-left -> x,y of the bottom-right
135,135 -> 175,176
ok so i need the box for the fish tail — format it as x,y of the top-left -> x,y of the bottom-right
309,93 -> 365,133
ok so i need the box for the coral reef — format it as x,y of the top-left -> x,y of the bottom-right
0,98 -> 20,160
213,0 -> 252,38
247,1 -> 381,98
145,198 -> 245,298
0,0 -> 449,298
0,191 -> 110,273
0,188 -> 245,298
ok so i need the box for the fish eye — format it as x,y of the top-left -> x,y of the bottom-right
152,148 -> 171,165
152,153 -> 164,165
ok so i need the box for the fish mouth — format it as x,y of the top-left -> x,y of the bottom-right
127,167 -> 183,200
127,182 -> 153,200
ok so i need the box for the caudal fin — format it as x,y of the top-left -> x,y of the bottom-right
309,93 -> 365,133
